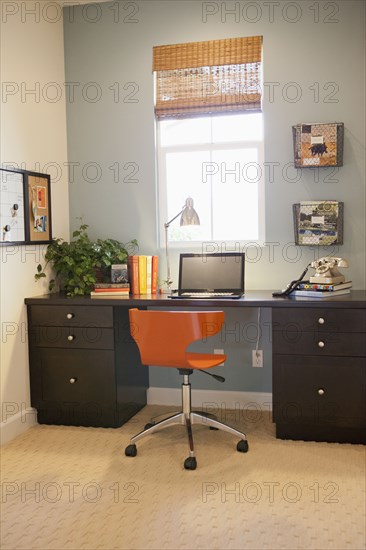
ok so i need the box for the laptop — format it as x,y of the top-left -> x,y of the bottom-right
170,252 -> 245,299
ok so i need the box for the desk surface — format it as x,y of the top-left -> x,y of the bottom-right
25,290 -> 366,309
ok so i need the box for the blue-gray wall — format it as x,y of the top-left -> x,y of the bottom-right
146,306 -> 272,392
63,0 -> 365,391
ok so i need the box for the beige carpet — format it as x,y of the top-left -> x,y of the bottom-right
1,406 -> 365,550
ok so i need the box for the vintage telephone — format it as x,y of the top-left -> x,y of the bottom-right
310,257 -> 348,284
272,257 -> 349,297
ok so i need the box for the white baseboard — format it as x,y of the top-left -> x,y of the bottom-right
0,392 -> 272,445
0,407 -> 38,446
147,387 -> 272,412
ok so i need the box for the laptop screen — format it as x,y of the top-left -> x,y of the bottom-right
178,253 -> 245,294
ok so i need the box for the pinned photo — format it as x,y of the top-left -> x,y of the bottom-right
34,215 -> 47,232
37,186 -> 47,209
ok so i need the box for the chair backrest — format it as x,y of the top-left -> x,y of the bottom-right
129,309 -> 225,368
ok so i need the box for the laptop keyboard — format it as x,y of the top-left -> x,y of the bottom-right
180,292 -> 235,297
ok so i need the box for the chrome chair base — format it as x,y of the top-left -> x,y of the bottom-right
125,374 -> 249,470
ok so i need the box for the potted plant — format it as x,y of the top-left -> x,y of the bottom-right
35,223 -> 138,296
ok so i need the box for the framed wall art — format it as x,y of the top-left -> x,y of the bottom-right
292,122 -> 344,168
0,167 -> 52,245
293,200 -> 344,246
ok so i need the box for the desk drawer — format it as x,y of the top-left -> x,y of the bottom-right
29,305 -> 113,328
273,355 -> 366,426
272,308 -> 366,333
30,326 -> 114,350
34,348 -> 116,404
273,331 -> 366,356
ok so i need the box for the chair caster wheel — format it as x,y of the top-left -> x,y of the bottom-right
125,444 -> 137,457
237,440 -> 249,453
184,457 -> 197,470
144,422 -> 155,430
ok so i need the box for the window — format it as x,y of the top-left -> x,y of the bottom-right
157,112 -> 264,244
153,36 -> 264,246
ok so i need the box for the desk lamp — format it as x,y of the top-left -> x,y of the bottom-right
164,197 -> 200,290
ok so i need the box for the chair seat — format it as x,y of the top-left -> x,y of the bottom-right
186,352 -> 227,370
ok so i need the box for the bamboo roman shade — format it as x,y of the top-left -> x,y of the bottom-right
153,36 -> 262,118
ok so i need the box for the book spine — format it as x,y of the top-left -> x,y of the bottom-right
90,291 -> 130,296
92,288 -> 130,293
138,255 -> 147,294
292,290 -> 323,297
94,283 -> 130,289
299,283 -> 335,290
90,293 -> 129,298
146,256 -> 152,294
151,255 -> 158,294
128,256 -> 139,294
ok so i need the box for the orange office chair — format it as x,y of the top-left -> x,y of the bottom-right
125,309 -> 249,470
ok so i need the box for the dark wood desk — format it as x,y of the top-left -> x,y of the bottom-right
25,291 -> 366,443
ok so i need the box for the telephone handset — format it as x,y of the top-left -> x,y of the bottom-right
272,264 -> 311,297
272,257 -> 349,297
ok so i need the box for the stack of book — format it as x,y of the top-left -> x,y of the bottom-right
90,283 -> 130,298
290,280 -> 352,299
128,255 -> 159,295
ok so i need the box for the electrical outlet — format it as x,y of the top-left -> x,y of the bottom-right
214,349 -> 225,366
252,350 -> 263,368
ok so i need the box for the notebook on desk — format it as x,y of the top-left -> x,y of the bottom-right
170,252 -> 245,299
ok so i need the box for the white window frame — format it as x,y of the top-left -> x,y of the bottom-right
156,114 -> 265,250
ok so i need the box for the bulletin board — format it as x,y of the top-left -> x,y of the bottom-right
26,173 -> 52,243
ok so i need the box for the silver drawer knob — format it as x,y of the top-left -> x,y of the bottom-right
318,317 -> 325,325
66,313 -> 74,319
318,341 -> 325,348
318,388 -> 325,396
69,377 -> 77,384
67,335 -> 75,342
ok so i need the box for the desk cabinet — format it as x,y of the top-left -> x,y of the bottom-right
272,308 -> 366,444
27,304 -> 148,428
